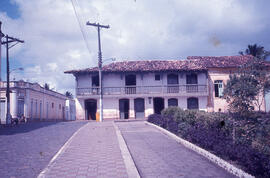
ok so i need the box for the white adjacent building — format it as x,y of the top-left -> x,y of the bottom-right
0,80 -> 76,124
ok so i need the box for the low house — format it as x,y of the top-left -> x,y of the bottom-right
65,55 -> 268,120
0,80 -> 71,124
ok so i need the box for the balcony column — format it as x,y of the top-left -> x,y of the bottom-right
10,90 -> 17,118
129,98 -> 135,119
164,97 -> 168,108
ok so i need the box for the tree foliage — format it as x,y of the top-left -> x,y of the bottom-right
44,83 -> 50,90
239,44 -> 270,60
65,91 -> 73,98
224,57 -> 270,115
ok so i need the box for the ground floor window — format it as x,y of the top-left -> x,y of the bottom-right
168,98 -> 178,107
187,97 -> 199,109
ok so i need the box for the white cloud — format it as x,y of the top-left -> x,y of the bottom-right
0,0 -> 269,95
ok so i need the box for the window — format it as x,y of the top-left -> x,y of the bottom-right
92,75 -> 99,87
52,102 -> 54,108
214,80 -> 223,97
187,97 -> 199,109
35,100 -> 38,118
186,73 -> 198,84
155,74 -> 160,81
59,104 -> 61,109
168,98 -> 178,107
167,74 -> 178,84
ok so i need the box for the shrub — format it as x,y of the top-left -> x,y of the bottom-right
165,116 -> 178,134
161,106 -> 180,118
149,110 -> 270,177
147,114 -> 165,127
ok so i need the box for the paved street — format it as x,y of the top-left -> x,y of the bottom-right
0,120 -> 238,178
41,121 -> 128,178
0,121 -> 87,178
116,121 -> 236,178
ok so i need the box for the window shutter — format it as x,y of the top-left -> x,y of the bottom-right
218,83 -> 223,97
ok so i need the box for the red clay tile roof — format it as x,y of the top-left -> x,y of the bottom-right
64,55 -> 256,74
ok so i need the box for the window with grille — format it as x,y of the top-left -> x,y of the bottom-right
214,80 -> 223,97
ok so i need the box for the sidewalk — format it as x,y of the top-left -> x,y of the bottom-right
116,121 -> 236,178
39,122 -> 129,178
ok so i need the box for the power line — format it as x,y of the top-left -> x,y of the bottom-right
70,0 -> 92,54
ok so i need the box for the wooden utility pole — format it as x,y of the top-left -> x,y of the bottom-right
0,21 -> 3,81
2,35 -> 24,124
86,21 -> 110,122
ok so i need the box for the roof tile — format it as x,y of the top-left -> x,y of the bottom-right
65,55 -> 255,74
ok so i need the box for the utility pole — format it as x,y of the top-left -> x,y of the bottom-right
0,21 -> 3,81
1,35 -> 24,124
86,21 -> 109,122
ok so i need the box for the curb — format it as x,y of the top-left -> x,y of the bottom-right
113,122 -> 141,178
145,121 -> 254,178
37,122 -> 90,178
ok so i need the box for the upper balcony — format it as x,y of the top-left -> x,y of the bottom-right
76,84 -> 208,97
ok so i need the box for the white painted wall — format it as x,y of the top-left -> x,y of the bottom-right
75,72 -> 208,120
103,73 -> 123,87
65,99 -> 76,120
77,74 -> 91,88
76,72 -> 208,89
266,92 -> 270,112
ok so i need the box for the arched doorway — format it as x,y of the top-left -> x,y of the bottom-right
119,99 -> 129,119
134,98 -> 145,118
168,98 -> 178,107
154,97 -> 164,114
85,99 -> 97,120
187,97 -> 199,110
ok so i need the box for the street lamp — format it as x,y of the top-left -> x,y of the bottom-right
103,57 -> 116,64
10,67 -> 24,80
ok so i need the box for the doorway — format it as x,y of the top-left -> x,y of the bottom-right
167,73 -> 179,93
154,97 -> 164,114
134,98 -> 145,118
119,99 -> 129,119
85,99 -> 97,120
17,99 -> 24,117
186,73 -> 198,92
125,74 -> 136,94
0,100 -> 5,123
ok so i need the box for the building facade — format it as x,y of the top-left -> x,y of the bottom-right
0,80 -> 70,124
65,55 -> 268,120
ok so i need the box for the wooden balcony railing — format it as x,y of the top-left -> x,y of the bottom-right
77,84 -> 208,96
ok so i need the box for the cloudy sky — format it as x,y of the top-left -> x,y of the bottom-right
0,0 -> 269,94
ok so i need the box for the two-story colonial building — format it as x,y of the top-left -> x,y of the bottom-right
65,55 -> 268,120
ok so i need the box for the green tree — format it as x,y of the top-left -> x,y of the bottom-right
44,83 -> 50,90
242,58 -> 270,110
65,91 -> 73,98
223,72 -> 259,116
224,57 -> 270,115
239,44 -> 269,60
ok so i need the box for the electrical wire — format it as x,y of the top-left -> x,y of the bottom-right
70,0 -> 92,55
